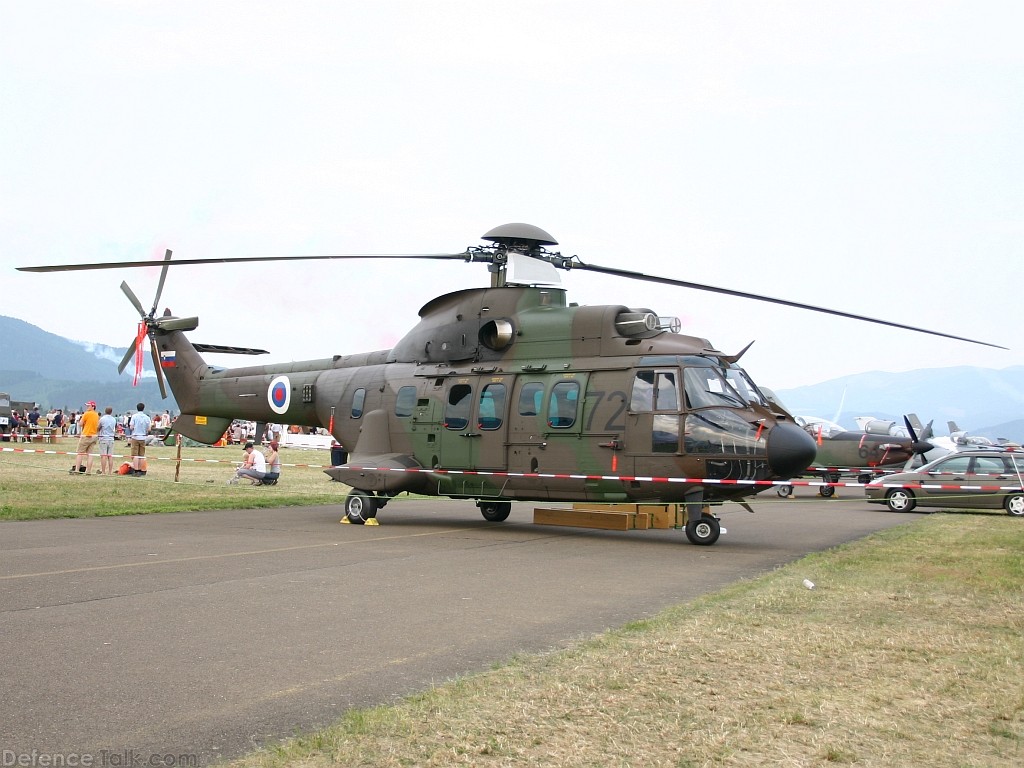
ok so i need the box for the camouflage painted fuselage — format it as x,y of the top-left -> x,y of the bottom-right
157,286 -> 816,505
810,432 -> 916,473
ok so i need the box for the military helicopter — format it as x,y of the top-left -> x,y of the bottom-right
18,223 -> 1004,544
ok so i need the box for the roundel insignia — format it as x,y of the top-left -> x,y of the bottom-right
268,375 -> 291,415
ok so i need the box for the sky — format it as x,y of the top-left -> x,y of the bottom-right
1,1 -> 1021,391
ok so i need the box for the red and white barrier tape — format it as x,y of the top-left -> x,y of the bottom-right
3,445 -> 1021,492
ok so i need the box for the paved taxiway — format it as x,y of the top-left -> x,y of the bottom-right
1,491 -> 920,764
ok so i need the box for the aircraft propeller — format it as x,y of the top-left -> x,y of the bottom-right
903,415 -> 936,456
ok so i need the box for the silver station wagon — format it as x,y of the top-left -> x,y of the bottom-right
865,448 -> 1024,516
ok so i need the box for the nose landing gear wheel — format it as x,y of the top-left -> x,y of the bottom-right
685,515 -> 721,546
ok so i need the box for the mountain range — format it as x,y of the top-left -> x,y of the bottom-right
774,366 -> 1024,443
2,314 -> 1022,442
0,315 -> 173,414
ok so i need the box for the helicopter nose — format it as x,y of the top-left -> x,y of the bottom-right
766,422 -> 817,477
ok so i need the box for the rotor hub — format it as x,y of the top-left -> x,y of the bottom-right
481,223 -> 558,251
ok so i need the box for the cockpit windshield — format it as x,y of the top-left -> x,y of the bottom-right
723,365 -> 769,408
682,365 -> 746,409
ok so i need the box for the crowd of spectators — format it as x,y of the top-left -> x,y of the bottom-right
4,404 -> 176,443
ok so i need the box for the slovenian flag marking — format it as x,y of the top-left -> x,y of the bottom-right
160,351 -> 177,368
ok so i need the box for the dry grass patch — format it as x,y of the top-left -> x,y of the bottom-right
231,515 -> 1023,767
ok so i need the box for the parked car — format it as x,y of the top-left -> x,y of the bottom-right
865,448 -> 1024,516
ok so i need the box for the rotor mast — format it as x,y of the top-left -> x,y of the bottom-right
479,223 -> 561,288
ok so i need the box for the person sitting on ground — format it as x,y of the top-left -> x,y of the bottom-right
229,442 -> 266,485
261,440 -> 281,485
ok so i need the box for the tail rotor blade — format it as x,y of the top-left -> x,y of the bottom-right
150,250 -> 173,316
149,339 -> 168,399
117,343 -> 137,375
155,316 -> 199,332
121,281 -> 146,317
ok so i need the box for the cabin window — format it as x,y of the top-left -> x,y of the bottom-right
478,383 -> 506,430
548,381 -> 579,428
351,388 -> 366,419
518,382 -> 544,417
444,384 -> 473,430
395,386 -> 417,418
630,370 -> 680,412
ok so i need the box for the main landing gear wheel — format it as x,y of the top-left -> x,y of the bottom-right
478,501 -> 511,522
685,515 -> 721,546
344,489 -> 378,524
885,488 -> 916,513
818,483 -> 836,498
1004,493 -> 1024,517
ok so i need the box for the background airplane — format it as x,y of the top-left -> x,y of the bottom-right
765,413 -> 933,497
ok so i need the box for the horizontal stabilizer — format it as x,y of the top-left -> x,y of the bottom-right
324,453 -> 430,494
192,344 -> 269,355
171,414 -> 233,445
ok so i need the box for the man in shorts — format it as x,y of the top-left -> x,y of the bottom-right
70,401 -> 99,474
129,402 -> 152,476
97,406 -> 117,475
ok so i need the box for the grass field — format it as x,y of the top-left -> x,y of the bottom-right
3,440 -> 1022,765
0,438 -> 347,519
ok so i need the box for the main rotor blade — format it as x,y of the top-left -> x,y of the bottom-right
150,249 -> 173,316
120,281 -> 146,317
18,252 -> 472,272
574,261 -> 1008,350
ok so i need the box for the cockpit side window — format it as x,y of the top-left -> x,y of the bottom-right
630,370 -> 680,412
654,370 -> 679,411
